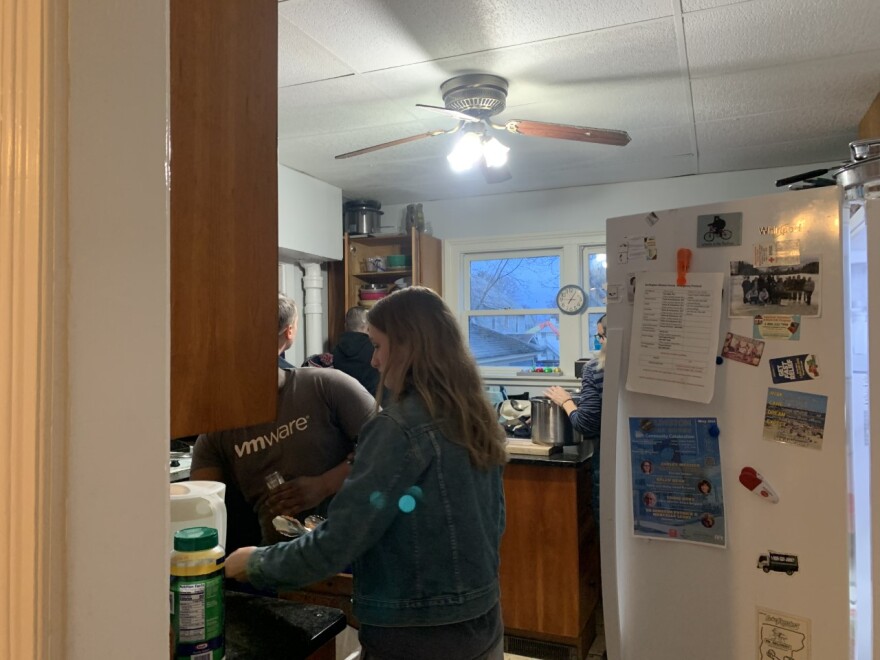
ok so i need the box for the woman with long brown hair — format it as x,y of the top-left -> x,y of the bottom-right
226,287 -> 507,660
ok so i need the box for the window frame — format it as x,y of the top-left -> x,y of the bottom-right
444,230 -> 606,381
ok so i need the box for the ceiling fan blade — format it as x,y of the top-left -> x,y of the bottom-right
503,119 -> 631,146
335,128 -> 455,159
416,104 -> 481,123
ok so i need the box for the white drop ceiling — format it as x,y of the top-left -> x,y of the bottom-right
277,0 -> 880,205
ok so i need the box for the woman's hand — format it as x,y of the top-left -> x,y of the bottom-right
544,385 -> 572,408
225,547 -> 257,582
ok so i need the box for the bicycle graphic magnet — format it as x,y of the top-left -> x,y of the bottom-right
697,212 -> 742,247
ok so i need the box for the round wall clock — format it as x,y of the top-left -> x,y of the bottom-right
556,284 -> 587,315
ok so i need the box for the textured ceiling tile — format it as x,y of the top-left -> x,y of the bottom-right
277,78 -> 422,137
685,0 -> 880,77
354,19 -> 686,126
281,0 -> 672,72
698,133 -> 852,174
692,51 -> 880,122
696,106 -> 862,151
273,0 -> 879,204
278,15 -> 354,87
506,77 -> 691,132
681,0 -> 748,12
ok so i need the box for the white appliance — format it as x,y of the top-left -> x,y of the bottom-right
599,182 -> 876,660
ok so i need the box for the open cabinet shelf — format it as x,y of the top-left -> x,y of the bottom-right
328,229 -> 442,344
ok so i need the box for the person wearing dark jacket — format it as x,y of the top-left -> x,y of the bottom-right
332,306 -> 381,395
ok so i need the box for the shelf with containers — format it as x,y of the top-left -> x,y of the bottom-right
328,229 -> 442,344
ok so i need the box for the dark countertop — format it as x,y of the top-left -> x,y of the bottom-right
225,590 -> 346,659
506,439 -> 594,468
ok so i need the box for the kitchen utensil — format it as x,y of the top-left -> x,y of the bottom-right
272,514 -> 325,538
363,256 -> 386,272
303,515 -> 325,531
272,515 -> 307,539
344,199 -> 383,234
170,481 -> 228,549
360,283 -> 390,291
529,396 -> 573,446
499,399 -> 531,421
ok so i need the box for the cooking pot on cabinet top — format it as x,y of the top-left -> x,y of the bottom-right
344,199 -> 383,234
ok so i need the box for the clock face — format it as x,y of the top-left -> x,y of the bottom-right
556,285 -> 587,315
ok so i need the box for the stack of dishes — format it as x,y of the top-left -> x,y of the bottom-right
358,283 -> 389,308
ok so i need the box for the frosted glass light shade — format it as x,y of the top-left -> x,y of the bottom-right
482,136 -> 509,168
447,132 -> 483,172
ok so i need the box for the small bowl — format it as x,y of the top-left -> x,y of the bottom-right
358,290 -> 387,301
386,254 -> 407,269
360,283 -> 389,292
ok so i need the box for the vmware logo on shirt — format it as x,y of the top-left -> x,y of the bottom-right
234,416 -> 309,458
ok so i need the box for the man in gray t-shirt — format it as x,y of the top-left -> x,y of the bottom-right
192,295 -> 375,544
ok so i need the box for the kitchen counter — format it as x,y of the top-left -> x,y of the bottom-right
506,439 -> 594,468
225,589 -> 346,659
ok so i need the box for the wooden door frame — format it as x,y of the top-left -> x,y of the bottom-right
1,0 -> 68,656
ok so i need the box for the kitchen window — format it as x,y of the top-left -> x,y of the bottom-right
467,251 -> 562,368
444,231 -> 606,380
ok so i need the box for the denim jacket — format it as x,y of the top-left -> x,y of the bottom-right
247,393 -> 506,627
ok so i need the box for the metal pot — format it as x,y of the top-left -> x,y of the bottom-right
529,396 -> 573,446
344,200 -> 383,234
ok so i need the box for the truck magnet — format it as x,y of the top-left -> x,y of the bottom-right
757,551 -> 799,576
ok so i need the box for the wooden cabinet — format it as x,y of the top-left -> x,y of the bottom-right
860,91 -> 880,138
500,459 -> 600,659
328,230 -> 442,343
169,0 -> 279,438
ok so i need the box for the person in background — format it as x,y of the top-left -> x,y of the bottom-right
544,313 -> 606,518
191,294 -> 375,548
803,276 -> 815,305
225,287 -> 508,660
332,305 -> 381,395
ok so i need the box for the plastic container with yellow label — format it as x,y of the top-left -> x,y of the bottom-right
170,526 -> 225,660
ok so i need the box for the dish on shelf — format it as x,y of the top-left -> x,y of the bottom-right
386,254 -> 408,269
358,290 -> 387,301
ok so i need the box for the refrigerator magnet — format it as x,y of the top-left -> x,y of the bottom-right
697,212 -> 742,247
721,332 -> 766,366
756,551 -> 799,575
769,354 -> 820,384
739,466 -> 779,503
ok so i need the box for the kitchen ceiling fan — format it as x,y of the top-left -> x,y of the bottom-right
334,73 -> 631,183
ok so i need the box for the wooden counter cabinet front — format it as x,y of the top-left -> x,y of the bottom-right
500,457 -> 600,659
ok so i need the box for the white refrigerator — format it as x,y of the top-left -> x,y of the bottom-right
599,180 -> 877,660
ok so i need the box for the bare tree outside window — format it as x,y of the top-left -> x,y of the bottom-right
467,256 -> 560,367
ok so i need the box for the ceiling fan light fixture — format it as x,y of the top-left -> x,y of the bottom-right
482,136 -> 509,168
447,131 -> 483,172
